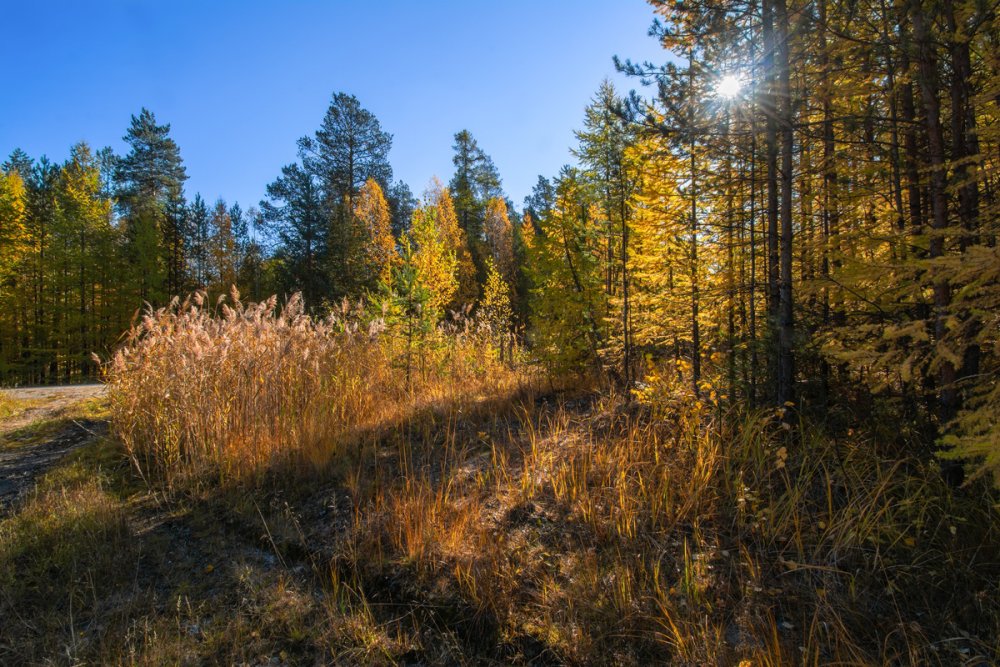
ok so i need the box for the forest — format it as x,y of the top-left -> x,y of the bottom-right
1,0 -> 999,664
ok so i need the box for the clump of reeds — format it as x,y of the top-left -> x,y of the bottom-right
104,289 -> 529,487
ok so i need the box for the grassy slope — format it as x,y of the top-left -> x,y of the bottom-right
1,391 -> 998,665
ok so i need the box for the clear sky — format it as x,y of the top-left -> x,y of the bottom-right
1,1 -> 665,209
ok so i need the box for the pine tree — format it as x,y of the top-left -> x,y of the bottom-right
186,195 -> 210,288
449,130 -> 503,285
574,80 -> 640,387
114,108 -> 187,304
387,180 -> 417,238
261,163 -> 328,308
298,92 -> 393,297
209,199 -> 239,294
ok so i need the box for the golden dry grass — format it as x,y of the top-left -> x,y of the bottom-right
106,290 -> 527,487
0,392 -> 25,421
75,294 -> 1000,664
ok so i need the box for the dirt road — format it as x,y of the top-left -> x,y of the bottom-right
0,384 -> 107,511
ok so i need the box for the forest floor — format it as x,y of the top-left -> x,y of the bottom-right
0,387 -> 317,665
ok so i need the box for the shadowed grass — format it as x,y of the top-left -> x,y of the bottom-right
21,294 -> 984,665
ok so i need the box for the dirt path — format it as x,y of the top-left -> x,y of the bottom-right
0,384 -> 107,511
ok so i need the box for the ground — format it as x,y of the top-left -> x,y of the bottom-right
0,385 -> 336,665
1,385 -> 997,665
0,384 -> 106,511
0,384 -> 519,665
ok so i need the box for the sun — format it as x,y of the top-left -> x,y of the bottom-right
716,74 -> 743,99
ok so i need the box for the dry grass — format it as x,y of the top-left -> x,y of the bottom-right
52,295 -> 997,664
325,387 -> 999,665
105,290 -> 528,487
0,392 -> 26,421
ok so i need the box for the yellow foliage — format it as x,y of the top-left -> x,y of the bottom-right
483,197 -> 514,284
407,204 -> 458,317
426,179 -> 477,308
0,169 -> 28,278
353,178 -> 398,287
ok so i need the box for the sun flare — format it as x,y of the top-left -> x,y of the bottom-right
716,74 -> 743,99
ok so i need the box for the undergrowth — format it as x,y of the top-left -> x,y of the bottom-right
74,295 -> 1000,664
106,291 -> 529,488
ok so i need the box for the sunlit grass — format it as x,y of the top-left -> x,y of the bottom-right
0,392 -> 28,422
45,293 -> 996,664
104,291 -> 533,488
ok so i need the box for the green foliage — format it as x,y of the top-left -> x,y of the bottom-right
449,130 -> 503,284
382,239 -> 436,389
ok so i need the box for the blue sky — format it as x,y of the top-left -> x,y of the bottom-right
1,1 -> 665,209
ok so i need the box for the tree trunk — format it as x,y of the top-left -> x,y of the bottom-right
775,0 -> 795,406
911,1 -> 957,421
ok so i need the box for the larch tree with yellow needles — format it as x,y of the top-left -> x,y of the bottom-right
483,197 -> 514,288
427,178 -> 478,310
352,178 -> 398,290
407,203 -> 458,320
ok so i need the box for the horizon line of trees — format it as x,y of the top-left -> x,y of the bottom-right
0,94 -> 530,385
2,0 -> 999,484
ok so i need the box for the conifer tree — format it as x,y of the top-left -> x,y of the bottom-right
449,130 -> 503,284
298,92 -> 393,297
426,178 -> 478,309
483,197 -> 514,287
407,204 -> 458,319
114,108 -> 187,304
481,258 -> 514,362
261,163 -> 328,308
352,178 -> 397,290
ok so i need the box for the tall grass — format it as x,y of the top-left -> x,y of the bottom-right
105,291 -> 529,487
103,294 -> 1000,664
0,392 -> 24,421
343,386 -> 1000,664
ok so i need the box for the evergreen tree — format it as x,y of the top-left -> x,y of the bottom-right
261,163 -> 328,308
483,197 -> 514,286
449,130 -> 503,285
574,81 -> 639,387
186,194 -> 210,288
523,175 -> 555,234
387,180 -> 417,238
298,92 -> 393,297
114,108 -> 187,303
209,199 -> 239,294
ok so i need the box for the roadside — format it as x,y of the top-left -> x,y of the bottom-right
0,384 -> 107,511
0,384 -> 106,435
